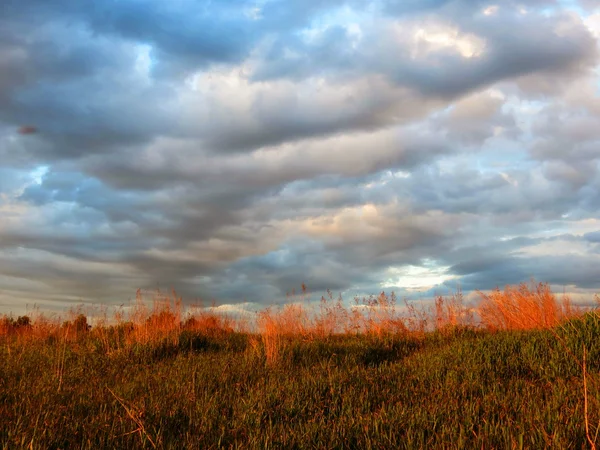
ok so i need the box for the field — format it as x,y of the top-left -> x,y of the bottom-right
1,283 -> 599,449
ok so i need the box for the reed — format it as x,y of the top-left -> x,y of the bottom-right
478,281 -> 580,331
0,282 -> 599,448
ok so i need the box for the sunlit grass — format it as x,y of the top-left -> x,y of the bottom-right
1,281 -> 599,448
478,281 -> 577,330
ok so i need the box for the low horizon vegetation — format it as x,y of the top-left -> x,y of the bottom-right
1,281 -> 600,448
1,280 -> 593,342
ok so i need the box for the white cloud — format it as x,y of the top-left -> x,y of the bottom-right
381,263 -> 456,292
483,5 -> 499,16
405,21 -> 487,59
584,12 -> 600,38
1,0 -> 600,312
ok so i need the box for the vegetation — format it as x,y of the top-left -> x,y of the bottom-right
1,282 -> 599,449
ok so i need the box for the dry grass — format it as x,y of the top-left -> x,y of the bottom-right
249,287 -> 478,365
0,281 -> 592,357
1,281 -> 600,448
256,304 -> 311,365
478,281 -> 581,331
0,289 -> 238,356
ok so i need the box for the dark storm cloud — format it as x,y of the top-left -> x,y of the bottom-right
453,252 -> 600,292
436,229 -> 600,292
17,169 -> 172,228
225,240 -> 364,297
381,163 -> 579,218
1,0 -> 600,313
81,125 -> 452,193
529,102 -> 600,167
584,231 -> 600,243
387,11 -> 594,98
0,20 -> 177,162
2,0 -> 360,82
203,4 -> 597,152
252,2 -> 596,96
1,0 -> 596,160
2,0 -> 257,69
210,205 -> 471,302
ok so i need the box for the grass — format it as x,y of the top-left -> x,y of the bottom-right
1,282 -> 599,449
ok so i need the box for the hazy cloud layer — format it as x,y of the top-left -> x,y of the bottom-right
1,0 -> 600,313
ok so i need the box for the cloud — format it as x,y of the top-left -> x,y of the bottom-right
0,0 -> 600,313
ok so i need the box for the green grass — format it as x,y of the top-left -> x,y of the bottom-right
1,314 -> 600,449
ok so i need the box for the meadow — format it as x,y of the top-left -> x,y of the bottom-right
1,282 -> 599,449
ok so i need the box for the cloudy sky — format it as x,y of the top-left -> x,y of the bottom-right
1,0 -> 600,314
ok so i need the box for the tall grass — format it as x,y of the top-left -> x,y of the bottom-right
1,316 -> 599,448
0,281 -> 587,355
1,281 -> 598,448
478,281 -> 579,330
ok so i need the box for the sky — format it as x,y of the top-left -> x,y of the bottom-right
1,0 -> 600,315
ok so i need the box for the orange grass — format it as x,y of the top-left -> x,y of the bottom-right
0,281 -> 593,355
478,281 -> 582,331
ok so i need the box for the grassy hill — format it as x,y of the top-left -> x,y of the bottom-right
1,283 -> 599,449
